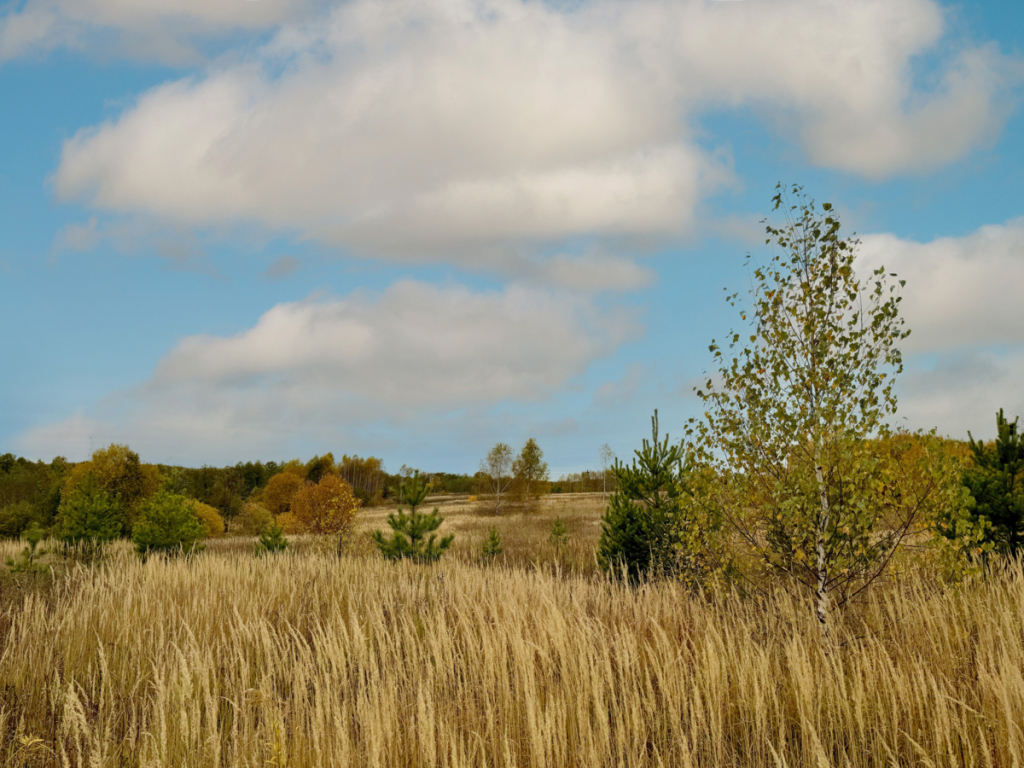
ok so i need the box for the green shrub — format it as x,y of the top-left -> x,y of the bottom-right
56,474 -> 121,561
237,502 -> 274,536
132,491 -> 206,559
0,500 -> 41,538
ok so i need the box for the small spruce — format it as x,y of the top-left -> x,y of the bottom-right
549,517 -> 570,549
481,527 -> 503,561
256,523 -> 289,556
372,507 -> 454,564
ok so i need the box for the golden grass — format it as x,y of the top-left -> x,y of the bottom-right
352,492 -> 608,573
1,524 -> 1023,767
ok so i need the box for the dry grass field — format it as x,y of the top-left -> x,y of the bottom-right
1,494 -> 1022,767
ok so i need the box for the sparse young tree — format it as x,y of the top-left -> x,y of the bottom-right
256,523 -> 288,556
481,443 -> 514,514
513,438 -> 549,513
549,517 -> 570,549
600,444 -> 615,497
691,184 -> 920,628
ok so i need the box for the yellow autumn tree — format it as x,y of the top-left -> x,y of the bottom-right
261,472 -> 304,517
290,475 -> 362,553
192,501 -> 226,537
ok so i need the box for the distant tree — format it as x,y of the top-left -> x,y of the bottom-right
372,507 -> 454,563
513,438 -> 549,513
481,443 -> 514,514
600,444 -> 615,497
237,502 -> 274,536
339,454 -> 386,506
0,501 -> 42,538
262,472 -> 304,517
62,444 -> 161,533
192,501 -> 226,538
56,473 -> 121,560
290,474 -> 362,555
959,409 -> 1024,558
304,453 -> 337,484
132,490 -> 206,559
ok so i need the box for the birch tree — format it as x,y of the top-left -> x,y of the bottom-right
691,184 -> 915,629
481,443 -> 514,514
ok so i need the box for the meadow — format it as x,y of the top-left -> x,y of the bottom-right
1,494 -> 1022,767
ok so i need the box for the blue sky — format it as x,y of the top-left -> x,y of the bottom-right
1,0 -> 1023,475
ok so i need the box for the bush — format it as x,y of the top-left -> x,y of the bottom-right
192,501 -> 226,538
132,491 -> 206,559
237,502 -> 274,536
0,500 -> 42,538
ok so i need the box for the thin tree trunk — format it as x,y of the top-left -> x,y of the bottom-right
814,443 -> 830,635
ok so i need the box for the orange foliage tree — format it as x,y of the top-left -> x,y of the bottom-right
290,475 -> 362,552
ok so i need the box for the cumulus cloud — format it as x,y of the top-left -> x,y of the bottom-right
855,218 -> 1024,437
47,0 -> 1021,273
16,280 -> 640,462
858,217 -> 1024,354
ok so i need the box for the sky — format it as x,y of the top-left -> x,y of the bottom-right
1,0 -> 1023,475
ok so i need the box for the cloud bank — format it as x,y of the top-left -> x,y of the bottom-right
45,0 -> 1021,273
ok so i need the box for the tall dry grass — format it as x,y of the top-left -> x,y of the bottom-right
0,537 -> 1022,767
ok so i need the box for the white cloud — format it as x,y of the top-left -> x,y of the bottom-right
16,280 -> 641,462
46,0 -> 1021,273
855,217 -> 1024,437
858,217 -> 1024,354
